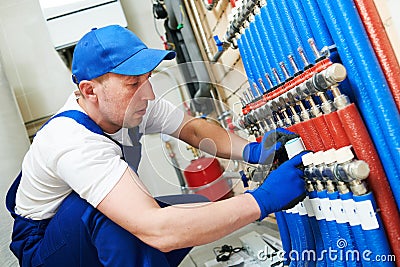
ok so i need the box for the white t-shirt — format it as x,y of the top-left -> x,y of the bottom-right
15,92 -> 184,220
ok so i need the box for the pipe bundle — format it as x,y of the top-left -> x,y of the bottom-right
230,0 -> 400,264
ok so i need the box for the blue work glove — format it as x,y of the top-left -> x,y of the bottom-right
246,151 -> 308,220
242,128 -> 299,165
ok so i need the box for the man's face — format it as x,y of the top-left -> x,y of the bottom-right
95,72 -> 155,132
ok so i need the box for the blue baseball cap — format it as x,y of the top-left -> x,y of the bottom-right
71,25 -> 176,84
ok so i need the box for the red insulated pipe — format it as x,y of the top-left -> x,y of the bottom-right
323,112 -> 351,149
311,116 -> 336,150
286,124 -> 298,134
337,104 -> 400,260
293,120 -> 325,152
354,0 -> 400,111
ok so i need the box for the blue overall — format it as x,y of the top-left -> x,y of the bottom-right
6,110 -> 207,267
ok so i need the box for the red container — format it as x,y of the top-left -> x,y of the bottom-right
184,157 -> 231,201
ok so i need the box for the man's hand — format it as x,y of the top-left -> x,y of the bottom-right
242,128 -> 299,165
245,151 -> 308,220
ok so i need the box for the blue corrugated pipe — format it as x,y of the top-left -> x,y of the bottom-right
260,5 -> 290,80
286,208 -> 314,267
275,0 -> 306,70
309,190 -> 332,266
300,0 -> 333,51
340,191 -> 372,267
276,211 -> 292,266
244,28 -> 266,94
254,12 -> 278,86
327,191 -> 360,267
316,0 -> 400,209
237,36 -> 256,95
249,21 -> 272,91
353,192 -> 394,266
304,195 -> 326,267
283,211 -> 300,266
240,30 -> 262,97
285,0 -> 316,62
296,201 -> 317,267
267,0 -> 296,76
316,189 -> 346,267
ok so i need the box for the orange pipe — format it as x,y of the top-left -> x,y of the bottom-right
354,0 -> 400,112
337,104 -> 400,261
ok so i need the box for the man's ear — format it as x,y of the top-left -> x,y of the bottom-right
79,80 -> 97,102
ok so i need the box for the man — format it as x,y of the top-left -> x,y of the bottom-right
6,25 -> 306,266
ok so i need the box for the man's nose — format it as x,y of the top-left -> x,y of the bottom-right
140,81 -> 155,100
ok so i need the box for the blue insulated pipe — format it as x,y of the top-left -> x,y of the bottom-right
249,20 -> 273,91
304,196 -> 326,267
316,190 -> 346,267
275,0 -> 306,70
327,191 -> 360,267
260,5 -> 289,80
254,12 -> 279,85
300,0 -> 333,51
267,0 -> 296,76
243,28 -> 264,94
316,0 -> 400,208
241,30 -> 262,96
284,212 -> 299,266
296,202 -> 316,267
353,193 -> 394,266
276,211 -> 292,266
340,191 -> 372,267
285,0 -> 316,62
309,191 -> 332,266
237,36 -> 256,94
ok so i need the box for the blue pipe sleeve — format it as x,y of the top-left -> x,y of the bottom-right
309,191 -> 332,266
254,12 -> 278,85
284,212 -> 299,266
237,36 -> 256,91
260,5 -> 286,80
275,0 -> 305,70
304,196 -> 326,267
300,0 -> 333,50
241,30 -> 262,97
243,29 -> 262,94
316,190 -> 346,267
316,0 -> 400,208
340,191 -> 372,267
353,192 -> 394,266
297,202 -> 316,267
276,211 -> 292,266
289,208 -> 313,267
267,0 -> 296,76
327,191 -> 360,267
249,21 -> 271,91
285,0 -> 316,62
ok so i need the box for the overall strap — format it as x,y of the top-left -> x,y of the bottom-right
41,110 -> 123,150
41,110 -> 103,135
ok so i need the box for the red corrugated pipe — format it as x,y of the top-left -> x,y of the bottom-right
337,103 -> 400,262
290,120 -> 325,152
323,111 -> 351,149
353,0 -> 400,112
311,116 -> 336,150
